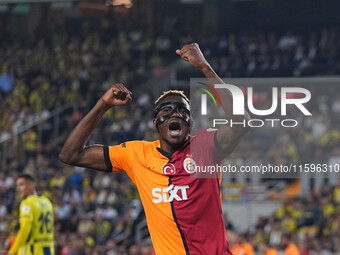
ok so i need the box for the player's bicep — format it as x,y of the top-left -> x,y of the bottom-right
73,145 -> 110,171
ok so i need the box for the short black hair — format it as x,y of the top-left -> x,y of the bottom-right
154,90 -> 190,105
17,173 -> 35,183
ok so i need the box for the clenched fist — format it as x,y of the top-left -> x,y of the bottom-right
176,43 -> 210,71
101,83 -> 132,107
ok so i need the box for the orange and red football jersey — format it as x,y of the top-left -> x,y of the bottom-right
105,128 -> 232,255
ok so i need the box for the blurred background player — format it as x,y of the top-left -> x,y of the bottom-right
3,174 -> 54,255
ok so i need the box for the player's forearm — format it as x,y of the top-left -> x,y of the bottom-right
59,99 -> 111,165
8,221 -> 31,254
200,64 -> 251,132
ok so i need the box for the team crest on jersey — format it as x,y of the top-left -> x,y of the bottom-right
162,163 -> 176,175
183,155 -> 197,174
22,205 -> 31,214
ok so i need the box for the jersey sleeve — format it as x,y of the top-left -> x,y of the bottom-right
105,141 -> 138,182
18,200 -> 34,223
8,201 -> 33,254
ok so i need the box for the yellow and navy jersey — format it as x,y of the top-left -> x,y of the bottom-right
104,128 -> 232,255
9,195 -> 54,255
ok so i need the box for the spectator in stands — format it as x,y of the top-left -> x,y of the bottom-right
282,233 -> 300,255
22,129 -> 37,159
0,66 -> 14,96
258,241 -> 279,255
231,234 -> 255,255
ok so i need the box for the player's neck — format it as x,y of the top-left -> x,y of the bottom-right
23,192 -> 35,199
22,194 -> 31,199
159,139 -> 187,154
157,147 -> 173,159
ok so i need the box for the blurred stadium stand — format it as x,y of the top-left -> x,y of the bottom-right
1,0 -> 340,254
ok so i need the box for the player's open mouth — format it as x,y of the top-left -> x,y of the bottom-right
168,121 -> 182,136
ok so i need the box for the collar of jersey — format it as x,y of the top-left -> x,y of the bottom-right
154,137 -> 191,160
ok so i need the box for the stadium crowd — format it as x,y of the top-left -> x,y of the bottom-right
1,7 -> 340,255
226,182 -> 340,255
202,28 -> 340,78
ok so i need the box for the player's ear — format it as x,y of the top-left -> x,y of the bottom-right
153,118 -> 157,129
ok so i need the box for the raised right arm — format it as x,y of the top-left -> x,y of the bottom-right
59,84 -> 132,171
